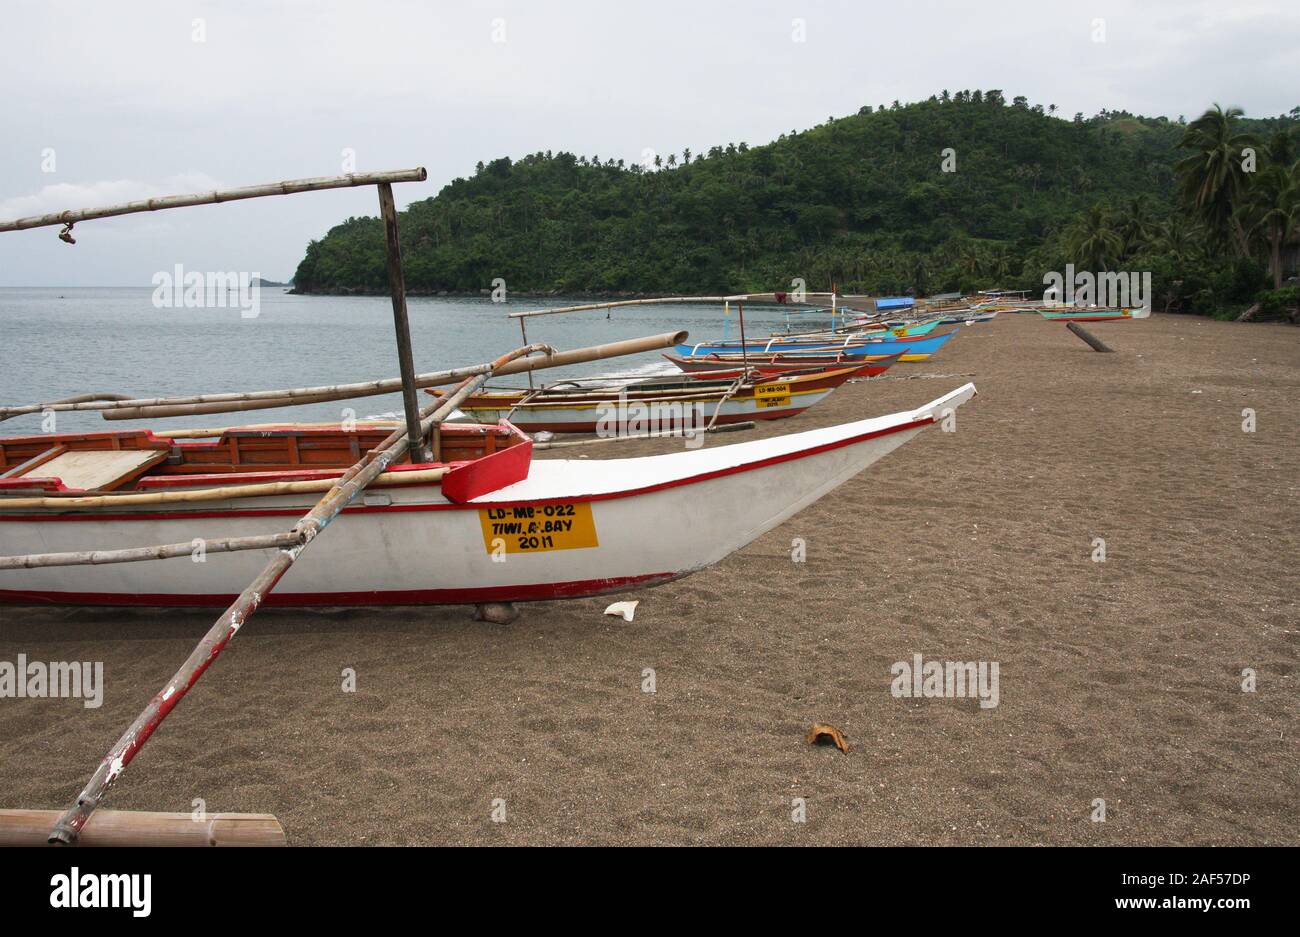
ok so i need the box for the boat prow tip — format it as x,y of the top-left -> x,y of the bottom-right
910,382 -> 978,422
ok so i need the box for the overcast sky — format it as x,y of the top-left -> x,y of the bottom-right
1,0 -> 1295,286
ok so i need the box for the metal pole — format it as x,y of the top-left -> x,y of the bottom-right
377,182 -> 430,463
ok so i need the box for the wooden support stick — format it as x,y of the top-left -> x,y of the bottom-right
0,809 -> 285,847
1066,321 -> 1115,353
377,182 -> 429,463
0,169 -> 427,233
0,531 -> 301,571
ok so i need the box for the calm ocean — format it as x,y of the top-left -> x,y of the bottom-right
0,288 -> 814,436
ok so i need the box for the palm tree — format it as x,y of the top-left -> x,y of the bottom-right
1117,196 -> 1156,258
1155,218 -> 1204,265
682,148 -> 692,164
1065,203 -> 1125,271
1241,139 -> 1300,288
1174,104 -> 1257,257
957,243 -> 986,278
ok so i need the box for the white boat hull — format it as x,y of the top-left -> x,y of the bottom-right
0,385 -> 975,606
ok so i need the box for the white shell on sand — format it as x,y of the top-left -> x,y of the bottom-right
603,600 -> 639,622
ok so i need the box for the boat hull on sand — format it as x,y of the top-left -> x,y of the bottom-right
0,385 -> 975,606
1038,308 -> 1148,322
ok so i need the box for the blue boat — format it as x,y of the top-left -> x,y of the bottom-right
676,330 -> 957,362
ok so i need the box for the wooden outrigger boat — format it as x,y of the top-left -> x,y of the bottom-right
674,355 -> 902,381
0,383 -> 975,606
0,176 -> 980,845
1037,308 -> 1147,322
676,327 -> 951,358
675,329 -> 955,363
427,365 -> 865,434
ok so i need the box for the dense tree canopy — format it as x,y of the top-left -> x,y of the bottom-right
293,94 -> 1299,316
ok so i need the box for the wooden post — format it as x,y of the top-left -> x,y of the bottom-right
518,316 -> 534,390
738,302 -> 749,370
377,183 -> 429,463
1066,321 -> 1115,353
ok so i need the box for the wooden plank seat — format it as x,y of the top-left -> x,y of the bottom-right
0,448 -> 169,493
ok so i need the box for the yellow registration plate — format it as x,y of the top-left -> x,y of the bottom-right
755,383 -> 791,408
479,502 -> 599,554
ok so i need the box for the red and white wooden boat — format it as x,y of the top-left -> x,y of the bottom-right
0,384 -> 975,606
427,365 -> 868,434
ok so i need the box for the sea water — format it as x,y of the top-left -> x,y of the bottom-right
0,289 -> 815,436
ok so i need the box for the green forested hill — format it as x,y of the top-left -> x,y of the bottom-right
292,93 -> 1298,311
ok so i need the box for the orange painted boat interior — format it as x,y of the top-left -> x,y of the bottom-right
0,422 -> 528,492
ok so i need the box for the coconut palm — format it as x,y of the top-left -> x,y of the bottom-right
1154,218 -> 1205,266
1241,158 -> 1300,288
1117,196 -> 1157,258
1174,104 -> 1257,257
1065,203 -> 1125,271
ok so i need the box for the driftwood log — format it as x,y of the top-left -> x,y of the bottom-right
1066,322 -> 1115,353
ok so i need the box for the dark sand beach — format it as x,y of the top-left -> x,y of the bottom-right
1,312 -> 1296,845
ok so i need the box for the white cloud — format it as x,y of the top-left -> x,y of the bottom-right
0,173 -> 225,224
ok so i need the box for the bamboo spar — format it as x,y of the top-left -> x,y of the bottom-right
506,293 -> 846,319
0,169 -> 428,233
45,345 -> 538,845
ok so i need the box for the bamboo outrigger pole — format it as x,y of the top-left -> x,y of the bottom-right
506,292 -> 845,319
0,169 -> 428,233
